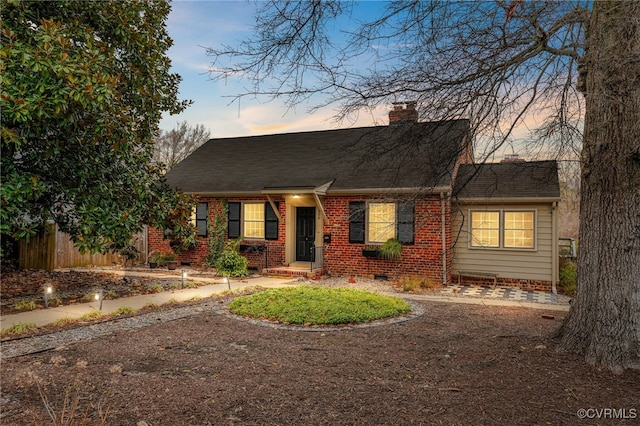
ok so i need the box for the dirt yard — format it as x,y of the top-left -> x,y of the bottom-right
2,294 -> 639,425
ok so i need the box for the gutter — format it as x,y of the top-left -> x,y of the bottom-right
327,186 -> 451,196
191,184 -> 453,198
454,197 -> 562,204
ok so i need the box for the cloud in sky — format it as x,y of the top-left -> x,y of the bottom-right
160,1 -> 389,138
160,1 -> 567,164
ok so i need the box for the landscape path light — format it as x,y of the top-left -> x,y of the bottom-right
181,270 -> 187,289
95,289 -> 104,311
44,285 -> 53,308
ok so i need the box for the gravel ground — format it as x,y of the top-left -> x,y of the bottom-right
0,301 -> 223,359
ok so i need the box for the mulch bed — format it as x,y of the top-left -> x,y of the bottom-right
1,269 -> 638,424
2,299 -> 639,425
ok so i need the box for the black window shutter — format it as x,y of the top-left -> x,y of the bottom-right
228,202 -> 240,239
265,202 -> 279,240
196,202 -> 208,237
349,201 -> 365,243
397,201 -> 414,244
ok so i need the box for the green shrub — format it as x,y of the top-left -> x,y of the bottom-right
215,250 -> 248,277
112,306 -> 137,316
229,286 -> 411,325
398,275 -> 441,292
182,281 -> 198,289
2,322 -> 37,335
13,300 -> 37,311
205,202 -> 228,267
559,260 -> 577,295
80,310 -> 103,321
379,238 -> 402,260
47,297 -> 62,307
51,317 -> 76,327
146,283 -> 165,293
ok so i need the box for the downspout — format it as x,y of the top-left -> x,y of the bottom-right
441,192 -> 447,285
551,202 -> 558,295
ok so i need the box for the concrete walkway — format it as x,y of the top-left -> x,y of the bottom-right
0,276 -> 298,330
1,269 -> 570,331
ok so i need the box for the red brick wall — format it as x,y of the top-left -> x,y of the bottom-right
322,195 -> 448,282
148,197 -> 286,269
149,194 -> 449,281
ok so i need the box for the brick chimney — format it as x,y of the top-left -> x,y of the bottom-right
389,101 -> 418,124
501,154 -> 526,163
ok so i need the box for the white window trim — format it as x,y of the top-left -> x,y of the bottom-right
468,209 -> 537,251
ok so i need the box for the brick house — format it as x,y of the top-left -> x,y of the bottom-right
150,103 -> 560,291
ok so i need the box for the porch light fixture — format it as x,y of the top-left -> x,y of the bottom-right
44,285 -> 53,308
95,289 -> 104,311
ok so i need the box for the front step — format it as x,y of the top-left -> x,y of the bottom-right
263,266 -> 325,279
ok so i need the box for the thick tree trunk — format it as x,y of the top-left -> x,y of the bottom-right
555,1 -> 640,372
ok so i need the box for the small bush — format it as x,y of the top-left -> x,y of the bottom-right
112,306 -> 137,316
103,290 -> 118,300
146,283 -> 165,293
379,238 -> 402,260
142,301 -> 158,310
398,275 -> 440,292
51,317 -> 76,327
182,281 -> 199,289
80,310 -> 103,321
13,300 -> 37,311
47,297 -> 62,307
35,381 -> 111,425
2,322 -> 38,335
215,250 -> 248,277
559,260 -> 577,295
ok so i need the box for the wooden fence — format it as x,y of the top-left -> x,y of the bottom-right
19,223 -> 147,270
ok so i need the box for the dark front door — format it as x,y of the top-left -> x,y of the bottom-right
296,207 -> 315,261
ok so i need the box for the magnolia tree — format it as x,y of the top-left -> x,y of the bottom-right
206,1 -> 639,372
1,0 -> 197,259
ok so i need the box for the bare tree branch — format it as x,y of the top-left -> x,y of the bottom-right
154,121 -> 211,171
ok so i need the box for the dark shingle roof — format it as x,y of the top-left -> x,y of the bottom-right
454,160 -> 560,200
164,120 -> 469,194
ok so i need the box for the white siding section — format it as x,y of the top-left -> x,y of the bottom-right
451,203 -> 554,281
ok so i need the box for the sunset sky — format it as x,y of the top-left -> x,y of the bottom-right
160,0 -> 390,138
